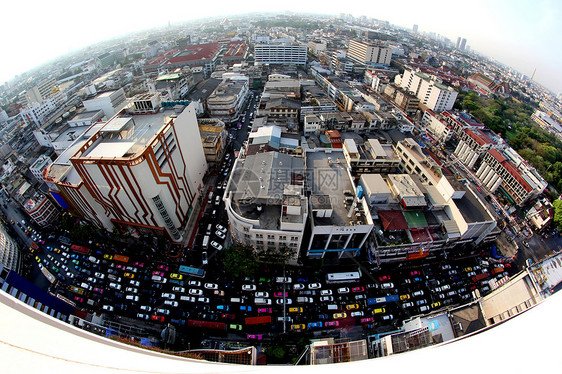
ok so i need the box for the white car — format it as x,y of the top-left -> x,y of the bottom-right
216,224 -> 227,234
161,292 -> 176,299
293,283 -> 305,290
242,284 -> 256,291
109,282 -> 121,290
172,287 -> 185,293
125,295 -> 139,302
198,297 -> 210,303
140,305 -> 152,312
255,291 -> 269,298
204,283 -> 218,290
320,289 -> 332,296
215,231 -> 226,240
276,298 -> 293,305
337,287 -> 350,294
211,241 -> 223,251
188,280 -> 201,287
164,300 -> 179,307
189,289 -> 203,296
125,287 -> 138,293
308,283 -> 322,289
350,311 -> 364,317
102,305 -> 114,312
320,296 -> 334,302
129,280 -> 140,287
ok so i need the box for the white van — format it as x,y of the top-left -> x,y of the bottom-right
297,297 -> 313,303
151,275 -> 167,283
207,191 -> 213,204
254,298 -> 272,305
327,304 -> 338,310
230,297 -> 242,303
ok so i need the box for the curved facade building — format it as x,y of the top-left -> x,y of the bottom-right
0,224 -> 21,272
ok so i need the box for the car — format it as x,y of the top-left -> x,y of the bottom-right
188,289 -> 202,296
133,261 -> 145,267
380,282 -> 394,289
402,301 -> 414,308
157,265 -> 169,271
198,297 -> 210,304
337,287 -> 350,294
274,292 -> 288,298
290,324 -> 306,331
400,294 -> 410,301
73,296 -> 84,303
125,295 -> 139,302
255,291 -> 269,298
137,313 -> 150,320
320,296 -> 334,302
239,305 -> 252,311
188,280 -> 201,287
346,303 -> 360,310
94,272 -> 105,279
247,334 -> 263,340
125,287 -> 138,294
242,284 -> 256,291
378,275 -> 391,281
373,308 -> 386,314
210,241 -> 223,251
415,299 -> 428,306
201,252 -> 208,265
161,292 -> 176,300
308,321 -> 323,328
152,271 -> 164,277
325,320 -> 339,327
216,224 -> 227,234
109,282 -> 121,290
308,282 -> 321,289
61,252 -> 70,258
140,305 -> 152,312
164,300 -> 179,307
204,283 -> 218,290
351,286 -> 365,293
92,287 -> 104,294
350,311 -> 364,317
215,231 -> 226,240
124,272 -> 135,279
431,301 -> 442,309
125,266 -> 137,273
151,315 -> 165,322
103,254 -> 113,260
129,280 -> 140,287
442,265 -> 451,270
170,273 -> 183,280
320,289 -> 332,296
381,314 -> 394,321
361,317 -> 374,323
288,307 -> 303,313
102,305 -> 114,312
293,283 -> 305,290
463,267 -> 473,272
276,298 -> 292,305
412,290 -> 425,297
333,312 -> 347,319
61,265 -> 69,272
172,286 -> 185,293
257,308 -> 272,313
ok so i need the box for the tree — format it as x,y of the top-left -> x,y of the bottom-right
256,245 -> 296,266
221,244 -> 259,279
553,200 -> 562,230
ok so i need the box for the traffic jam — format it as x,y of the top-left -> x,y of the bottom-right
34,237 -> 511,339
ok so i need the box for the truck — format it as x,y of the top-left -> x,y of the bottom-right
245,316 -> 272,325
472,273 -> 490,283
113,254 -> 129,263
491,267 -> 505,275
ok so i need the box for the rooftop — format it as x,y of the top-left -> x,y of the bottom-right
306,151 -> 367,226
164,43 -> 221,66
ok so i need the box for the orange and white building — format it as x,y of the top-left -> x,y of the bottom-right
45,94 -> 207,242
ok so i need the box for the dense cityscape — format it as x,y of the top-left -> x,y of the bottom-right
1,12 -> 562,367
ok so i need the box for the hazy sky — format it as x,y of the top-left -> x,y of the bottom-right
2,0 -> 561,93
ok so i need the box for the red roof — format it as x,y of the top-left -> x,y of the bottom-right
144,49 -> 179,69
464,129 -> 489,146
164,43 -> 221,66
488,148 -> 506,163
477,129 -> 496,144
379,210 -> 409,231
223,41 -> 248,59
488,149 -> 532,193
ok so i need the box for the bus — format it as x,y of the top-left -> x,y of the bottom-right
71,244 -> 90,255
187,320 -> 226,330
245,316 -> 272,325
472,273 -> 490,283
69,286 -> 86,296
178,265 -> 206,278
202,235 -> 210,249
113,254 -> 129,263
326,270 -> 362,284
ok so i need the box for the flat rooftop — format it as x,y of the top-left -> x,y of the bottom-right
454,188 -> 493,224
306,151 -> 367,226
80,109 -> 176,159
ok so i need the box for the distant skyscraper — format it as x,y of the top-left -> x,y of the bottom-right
460,38 -> 467,51
456,37 -> 461,49
413,24 -> 418,33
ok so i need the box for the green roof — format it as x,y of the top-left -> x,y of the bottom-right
403,210 -> 428,229
156,73 -> 181,81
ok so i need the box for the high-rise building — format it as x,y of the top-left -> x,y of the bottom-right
413,24 -> 419,33
0,224 -> 21,272
45,94 -> 207,243
398,68 -> 458,112
460,38 -> 467,51
347,40 -> 392,66
456,37 -> 461,49
253,43 -> 308,65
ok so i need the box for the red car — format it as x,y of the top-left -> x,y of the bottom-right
73,296 -> 84,303
274,292 -> 288,297
151,315 -> 165,322
325,321 -> 339,327
93,287 -> 104,294
152,271 -> 164,277
247,334 -> 263,340
116,264 -> 125,270
221,313 -> 236,320
133,261 -> 144,267
157,265 -> 169,271
410,271 -> 420,276
257,308 -> 272,313
351,286 -> 364,293
378,275 -> 391,281
361,317 -> 374,323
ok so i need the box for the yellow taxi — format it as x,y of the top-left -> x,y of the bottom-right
124,272 -> 135,279
345,303 -> 359,310
289,307 -> 303,313
170,273 -> 183,280
373,307 -> 386,314
333,312 -> 347,319
400,294 -> 410,301
104,254 -> 113,260
290,324 -> 306,330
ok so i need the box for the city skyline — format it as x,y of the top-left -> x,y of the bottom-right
1,0 -> 560,94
